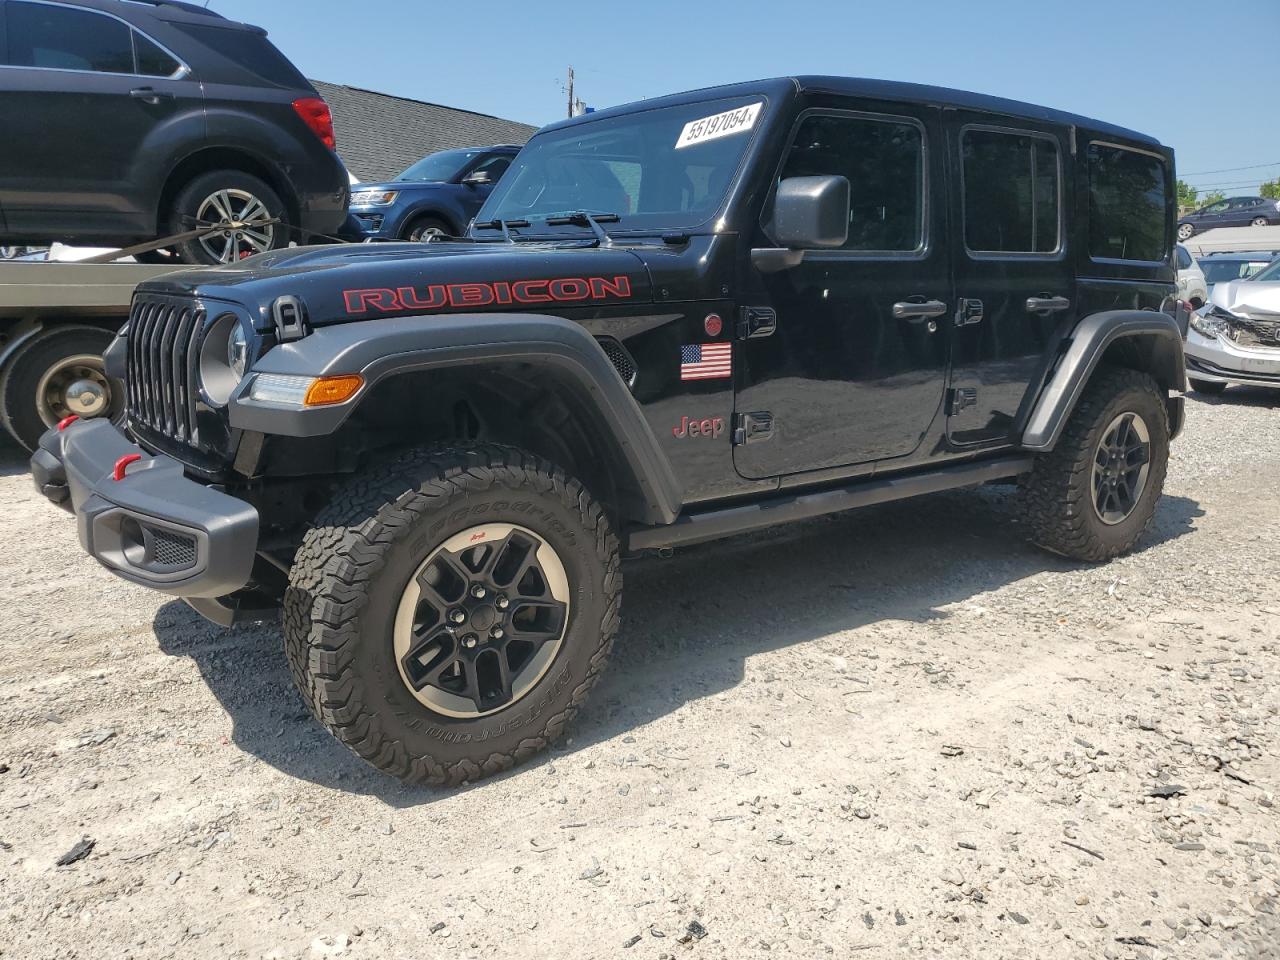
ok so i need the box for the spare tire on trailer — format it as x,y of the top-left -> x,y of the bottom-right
0,325 -> 122,451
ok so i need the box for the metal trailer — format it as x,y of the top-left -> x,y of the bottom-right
0,260 -> 179,450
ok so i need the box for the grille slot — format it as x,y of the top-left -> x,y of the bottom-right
127,294 -> 208,445
597,337 -> 638,387
1227,318 -> 1280,350
149,527 -> 198,569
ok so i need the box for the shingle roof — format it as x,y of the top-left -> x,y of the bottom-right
311,80 -> 539,183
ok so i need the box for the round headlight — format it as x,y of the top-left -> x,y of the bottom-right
227,323 -> 249,378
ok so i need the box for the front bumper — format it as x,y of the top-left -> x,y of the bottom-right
337,209 -> 396,240
1185,327 -> 1280,388
31,419 -> 259,599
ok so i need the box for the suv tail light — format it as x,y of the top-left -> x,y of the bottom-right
292,97 -> 335,150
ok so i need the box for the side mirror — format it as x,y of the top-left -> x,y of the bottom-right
752,175 -> 850,273
461,169 -> 492,187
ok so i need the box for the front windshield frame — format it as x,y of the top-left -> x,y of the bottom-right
397,149 -> 485,183
472,94 -> 770,239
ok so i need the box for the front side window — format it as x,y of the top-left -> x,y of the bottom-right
1203,201 -> 1230,214
775,112 -> 925,253
1088,143 -> 1169,262
477,96 -> 765,235
470,154 -> 513,181
962,128 -> 1060,255
6,1 -> 133,73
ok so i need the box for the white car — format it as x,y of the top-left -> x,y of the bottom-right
1185,255 -> 1280,395
1176,243 -> 1208,307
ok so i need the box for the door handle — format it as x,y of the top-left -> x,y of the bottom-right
1026,295 -> 1071,313
892,299 -> 947,321
130,87 -> 173,104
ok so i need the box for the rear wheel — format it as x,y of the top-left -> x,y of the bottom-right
167,170 -> 288,265
1189,378 -> 1227,395
1177,223 -> 1195,241
0,326 -> 121,450
1018,367 -> 1169,562
283,443 -> 621,785
1251,216 -> 1269,227
403,215 -> 451,242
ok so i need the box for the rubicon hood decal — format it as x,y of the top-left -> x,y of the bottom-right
344,275 -> 634,316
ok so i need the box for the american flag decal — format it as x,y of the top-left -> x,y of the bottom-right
679,342 -> 732,381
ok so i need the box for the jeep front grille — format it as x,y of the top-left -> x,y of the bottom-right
126,294 -> 207,443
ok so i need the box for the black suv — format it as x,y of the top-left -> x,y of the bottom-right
34,76 -> 1186,785
0,0 -> 348,263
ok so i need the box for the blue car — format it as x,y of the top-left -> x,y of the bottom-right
342,145 -> 520,241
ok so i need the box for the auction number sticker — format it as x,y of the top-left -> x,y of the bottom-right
675,102 -> 763,149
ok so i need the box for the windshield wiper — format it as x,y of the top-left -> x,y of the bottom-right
544,211 -> 620,246
471,218 -> 531,243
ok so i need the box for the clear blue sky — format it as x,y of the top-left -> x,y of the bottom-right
207,0 -> 1280,197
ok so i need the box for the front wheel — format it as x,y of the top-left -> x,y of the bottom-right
283,444 -> 621,785
1018,367 -> 1169,562
402,215 -> 451,242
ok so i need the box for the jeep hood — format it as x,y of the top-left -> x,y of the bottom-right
1209,279 -> 1280,320
138,241 -> 656,326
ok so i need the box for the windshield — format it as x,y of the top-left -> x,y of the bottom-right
397,149 -> 484,183
474,96 -> 766,235
1202,257 -> 1276,284
1248,257 -> 1280,282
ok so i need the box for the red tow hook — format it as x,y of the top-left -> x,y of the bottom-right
57,415 -> 79,431
113,454 -> 143,481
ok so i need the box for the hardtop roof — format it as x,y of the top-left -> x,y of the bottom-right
542,76 -> 1162,149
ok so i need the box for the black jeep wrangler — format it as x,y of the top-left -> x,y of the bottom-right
33,77 -> 1186,785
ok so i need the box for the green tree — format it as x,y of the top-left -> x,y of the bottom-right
1202,190 -> 1227,206
1261,179 -> 1280,200
1176,179 -> 1199,208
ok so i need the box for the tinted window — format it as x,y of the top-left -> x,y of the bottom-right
398,150 -> 484,182
134,31 -> 180,77
1088,143 -> 1169,262
170,23 -> 307,89
777,113 -> 924,252
6,2 -> 133,73
1251,257 -> 1280,282
470,154 -> 513,180
1203,201 -> 1230,214
1176,245 -> 1193,269
962,129 -> 1060,254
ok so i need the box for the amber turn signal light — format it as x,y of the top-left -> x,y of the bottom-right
303,374 -> 364,406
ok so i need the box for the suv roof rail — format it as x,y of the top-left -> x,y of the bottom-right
122,0 -> 227,17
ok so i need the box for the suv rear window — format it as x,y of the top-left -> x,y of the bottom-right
6,1 -> 133,73
961,128 -> 1060,255
1088,143 -> 1169,262
170,23 -> 307,89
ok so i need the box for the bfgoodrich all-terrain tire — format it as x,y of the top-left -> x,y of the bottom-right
1018,367 -> 1170,562
283,444 -> 621,785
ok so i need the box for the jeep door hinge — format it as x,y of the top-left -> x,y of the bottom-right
271,295 -> 309,343
737,306 -> 777,340
947,387 -> 978,416
733,411 -> 774,445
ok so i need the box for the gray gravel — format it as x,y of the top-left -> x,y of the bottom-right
0,386 -> 1277,959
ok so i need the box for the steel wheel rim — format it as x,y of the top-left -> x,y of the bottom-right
1091,412 -> 1152,525
393,523 -> 571,718
35,354 -> 115,425
195,188 -> 275,263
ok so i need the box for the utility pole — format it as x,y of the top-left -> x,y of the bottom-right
566,65 -> 575,119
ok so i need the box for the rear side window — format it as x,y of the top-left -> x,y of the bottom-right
1088,143 -> 1169,262
134,32 -> 180,78
1176,245 -> 1192,269
777,112 -> 925,253
170,23 -> 307,89
6,1 -> 133,73
961,128 -> 1060,255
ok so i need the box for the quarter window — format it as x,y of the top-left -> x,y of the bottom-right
5,2 -> 134,73
1087,143 -> 1169,262
776,113 -> 925,253
961,129 -> 1060,255
134,31 -> 181,78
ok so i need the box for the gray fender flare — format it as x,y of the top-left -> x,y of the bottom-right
229,312 -> 683,525
1020,310 -> 1186,452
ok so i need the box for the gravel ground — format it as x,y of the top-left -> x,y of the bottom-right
1,388 -> 1277,960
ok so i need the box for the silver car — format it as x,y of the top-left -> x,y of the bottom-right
1176,243 -> 1208,307
1186,255 -> 1280,394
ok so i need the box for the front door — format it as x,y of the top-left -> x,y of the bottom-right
946,116 -> 1075,446
733,102 -> 950,480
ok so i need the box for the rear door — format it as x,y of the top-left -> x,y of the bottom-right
733,101 -> 951,479
0,0 -> 201,237
946,115 -> 1074,446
